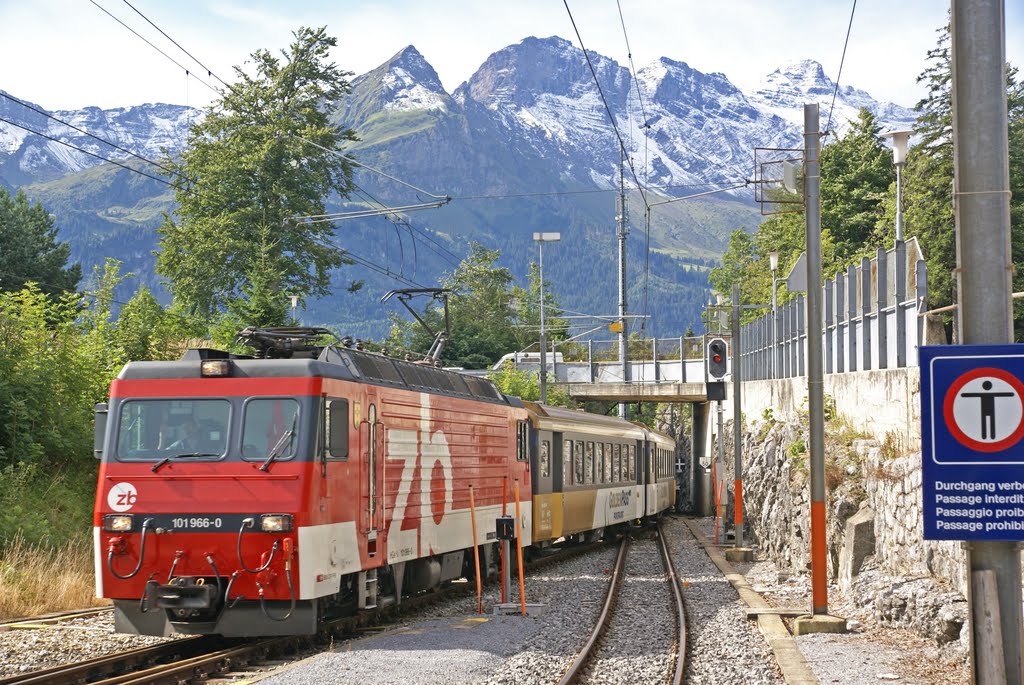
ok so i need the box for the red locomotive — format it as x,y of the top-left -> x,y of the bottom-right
93,328 -> 675,636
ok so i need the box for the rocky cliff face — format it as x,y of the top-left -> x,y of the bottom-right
714,415 -> 967,651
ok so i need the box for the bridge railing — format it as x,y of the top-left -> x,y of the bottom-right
511,336 -> 709,384
740,238 -> 928,380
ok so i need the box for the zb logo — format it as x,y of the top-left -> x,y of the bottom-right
107,482 -> 138,512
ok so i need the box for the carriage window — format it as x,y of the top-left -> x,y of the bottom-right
628,446 -> 636,481
575,440 -> 585,485
613,445 -> 621,482
243,398 -> 299,460
540,440 -> 550,478
564,440 -> 573,485
595,443 -> 604,483
585,442 -> 594,484
604,443 -> 612,483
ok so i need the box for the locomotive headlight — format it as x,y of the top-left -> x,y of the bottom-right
103,514 -> 134,532
200,359 -> 231,377
260,514 -> 293,532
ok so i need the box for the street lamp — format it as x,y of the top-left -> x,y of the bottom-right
769,251 -> 779,379
533,232 -> 561,403
882,130 -> 913,242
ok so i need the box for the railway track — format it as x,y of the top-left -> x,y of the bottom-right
1,537 -> 611,685
559,521 -> 687,685
0,606 -> 112,631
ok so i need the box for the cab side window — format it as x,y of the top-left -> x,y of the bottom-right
325,398 -> 349,459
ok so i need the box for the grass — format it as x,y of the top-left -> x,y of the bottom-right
0,535 -> 106,620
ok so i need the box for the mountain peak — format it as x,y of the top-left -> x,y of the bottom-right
772,59 -> 830,84
374,45 -> 449,113
749,58 -> 915,134
460,34 -> 625,110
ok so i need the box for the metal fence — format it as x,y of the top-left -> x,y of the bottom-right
740,238 -> 927,380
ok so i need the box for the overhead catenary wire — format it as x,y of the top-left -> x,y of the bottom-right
290,134 -> 450,202
615,0 -> 655,334
562,0 -> 649,211
88,0 -> 219,96
0,115 -> 181,189
825,0 -> 858,137
119,0 -> 232,90
0,92 -> 191,184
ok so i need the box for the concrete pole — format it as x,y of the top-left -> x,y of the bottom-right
895,162 -> 904,242
950,1 -> 1022,682
771,273 -> 778,379
539,239 -> 548,404
731,283 -> 744,548
804,103 -> 828,615
717,399 -> 725,524
617,151 -> 629,419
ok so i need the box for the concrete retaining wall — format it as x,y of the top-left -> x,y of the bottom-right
706,366 -> 969,647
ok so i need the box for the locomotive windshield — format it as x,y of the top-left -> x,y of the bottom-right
116,399 -> 230,460
112,397 -> 303,463
241,398 -> 299,459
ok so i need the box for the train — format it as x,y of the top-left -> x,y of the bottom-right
93,327 -> 676,637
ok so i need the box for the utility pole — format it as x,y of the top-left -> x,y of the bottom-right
616,148 -> 629,419
951,1 -> 1022,682
804,103 -> 829,617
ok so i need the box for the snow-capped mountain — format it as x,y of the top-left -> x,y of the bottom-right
747,59 -> 916,134
0,91 -> 195,185
1,38 -> 920,337
1,42 -> 916,196
453,37 -> 797,190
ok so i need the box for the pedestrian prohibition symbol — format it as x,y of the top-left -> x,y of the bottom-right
921,345 -> 1024,541
944,367 -> 1024,453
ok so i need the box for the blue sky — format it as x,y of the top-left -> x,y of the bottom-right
2,0 -> 1022,111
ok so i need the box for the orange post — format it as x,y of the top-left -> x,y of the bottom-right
501,476 -> 508,603
711,461 -> 718,543
469,485 -> 482,615
733,479 -> 743,541
811,500 -> 828,612
513,479 -> 527,616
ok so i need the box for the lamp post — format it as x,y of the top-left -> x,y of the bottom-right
533,232 -> 560,403
882,130 -> 913,242
769,251 -> 779,379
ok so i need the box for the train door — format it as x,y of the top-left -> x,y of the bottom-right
361,390 -> 384,559
531,428 -> 557,541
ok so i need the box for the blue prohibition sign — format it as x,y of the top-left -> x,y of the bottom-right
921,345 -> 1024,541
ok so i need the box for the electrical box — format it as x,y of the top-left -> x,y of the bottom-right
495,515 -> 516,541
706,381 -> 726,401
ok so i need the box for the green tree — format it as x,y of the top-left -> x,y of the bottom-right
511,261 -> 569,350
112,287 -> 180,362
387,243 -> 518,368
157,26 -> 356,324
821,108 -> 895,261
0,188 -> 81,296
386,243 -> 573,370
488,361 -> 575,407
891,25 -> 1024,337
